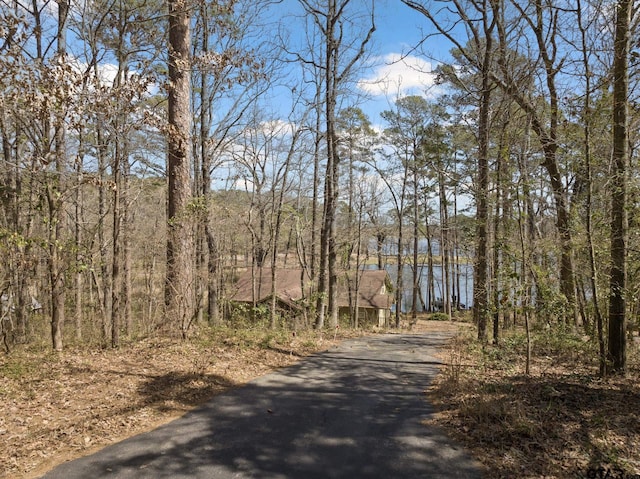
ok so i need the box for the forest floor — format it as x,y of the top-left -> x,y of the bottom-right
0,319 -> 461,479
427,327 -> 640,479
3,319 -> 638,479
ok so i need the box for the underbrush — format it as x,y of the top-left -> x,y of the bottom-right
475,325 -> 599,374
430,327 -> 640,479
194,324 -> 363,354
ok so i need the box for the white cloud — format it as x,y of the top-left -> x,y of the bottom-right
97,63 -> 119,85
67,59 -> 121,87
258,119 -> 295,138
69,58 -> 159,97
358,53 -> 436,98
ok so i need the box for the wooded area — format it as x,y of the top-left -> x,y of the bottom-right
0,0 -> 638,375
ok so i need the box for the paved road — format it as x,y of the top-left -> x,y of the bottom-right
39,332 -> 482,478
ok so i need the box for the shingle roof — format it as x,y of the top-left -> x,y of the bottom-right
230,268 -> 309,303
230,267 -> 393,310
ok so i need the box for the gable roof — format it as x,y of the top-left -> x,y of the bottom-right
230,267 -> 393,310
230,268 -> 308,304
341,269 -> 393,310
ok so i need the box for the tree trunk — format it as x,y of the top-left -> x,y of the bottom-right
198,10 -> 221,326
395,166 -> 407,327
311,96 -> 322,282
313,114 -> 326,329
49,0 -> 70,351
166,0 -> 194,337
74,149 -> 83,341
48,187 -> 65,352
411,168 -> 419,322
473,19 -> 493,343
492,145 -> 501,344
576,0 -> 606,375
206,226 -> 220,325
122,162 -> 132,336
111,139 -> 122,348
376,233 -> 385,270
607,0 -> 631,374
324,0 -> 340,330
425,206 -> 435,312
438,168 -> 451,319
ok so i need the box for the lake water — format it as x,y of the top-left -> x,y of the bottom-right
380,263 -> 474,313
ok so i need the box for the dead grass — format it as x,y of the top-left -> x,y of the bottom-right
427,327 -> 640,479
0,325 -> 367,479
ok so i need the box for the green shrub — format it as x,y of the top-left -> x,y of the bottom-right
532,324 -> 596,362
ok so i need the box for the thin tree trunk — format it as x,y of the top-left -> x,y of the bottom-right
206,226 -> 219,325
197,7 -> 220,326
576,0 -> 606,375
111,146 -> 121,348
492,151 -> 501,344
94,72 -> 111,345
395,229 -> 403,326
516,170 -> 532,374
353,200 -> 364,328
74,146 -> 83,341
122,163 -> 132,335
453,182 -> 461,311
47,189 -> 65,352
411,168 -> 419,322
439,169 -> 451,319
394,159 -> 409,327
110,52 -> 129,347
376,233 -> 385,270
425,204 -> 435,312
492,130 -> 507,343
311,100 -> 322,282
49,0 -> 69,351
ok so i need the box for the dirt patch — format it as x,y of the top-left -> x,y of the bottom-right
427,330 -> 640,479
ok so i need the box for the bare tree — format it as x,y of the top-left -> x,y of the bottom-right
492,0 -> 579,325
47,0 -> 71,351
575,0 -> 607,374
402,0 -> 497,341
192,0 -> 275,326
380,96 -> 432,327
293,0 -> 375,329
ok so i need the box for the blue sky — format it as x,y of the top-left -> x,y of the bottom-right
52,0 -> 454,138
57,0 -> 451,130
359,0 -> 453,124
269,0 -> 452,127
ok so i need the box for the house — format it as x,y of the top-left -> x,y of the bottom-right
337,269 -> 393,327
229,267 -> 394,327
229,268 -> 310,320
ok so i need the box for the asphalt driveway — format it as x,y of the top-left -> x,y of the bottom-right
39,332 -> 482,478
